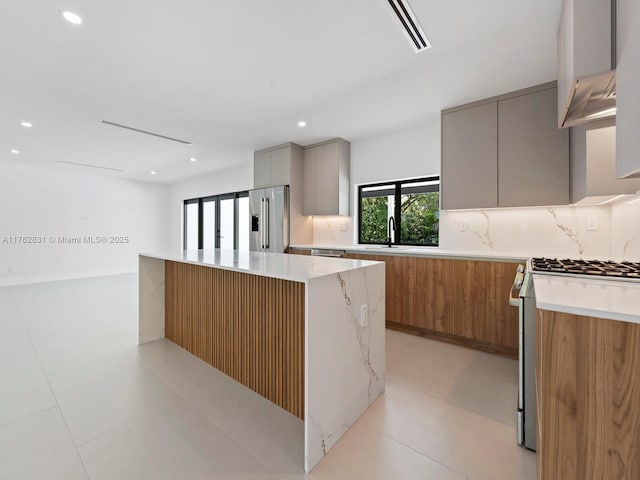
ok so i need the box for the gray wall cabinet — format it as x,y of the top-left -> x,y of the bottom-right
302,138 -> 350,216
441,82 -> 569,210
254,144 -> 293,188
441,103 -> 498,209
253,143 -> 313,245
616,0 -> 640,178
498,87 -> 569,207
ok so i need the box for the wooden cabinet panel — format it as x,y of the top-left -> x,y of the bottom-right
536,309 -> 640,480
343,253 -> 519,356
441,103 -> 498,209
165,260 -> 305,419
498,87 -> 569,207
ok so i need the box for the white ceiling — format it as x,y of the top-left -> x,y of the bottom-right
0,0 -> 563,184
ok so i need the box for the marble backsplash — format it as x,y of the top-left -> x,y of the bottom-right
311,201 -> 640,261
611,200 -> 640,260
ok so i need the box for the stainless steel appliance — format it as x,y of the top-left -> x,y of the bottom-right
249,186 -> 289,253
510,265 -> 536,451
529,257 -> 640,281
310,249 -> 345,258
510,256 -> 640,451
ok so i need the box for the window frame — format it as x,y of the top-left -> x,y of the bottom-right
183,190 -> 249,250
357,175 -> 440,247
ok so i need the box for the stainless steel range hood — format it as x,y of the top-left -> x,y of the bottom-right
558,0 -> 617,128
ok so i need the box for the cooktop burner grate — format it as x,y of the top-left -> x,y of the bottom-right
531,258 -> 640,279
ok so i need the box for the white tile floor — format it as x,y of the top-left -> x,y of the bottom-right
0,274 -> 536,480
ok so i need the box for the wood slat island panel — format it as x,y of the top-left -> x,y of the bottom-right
165,260 -> 305,419
536,309 -> 640,480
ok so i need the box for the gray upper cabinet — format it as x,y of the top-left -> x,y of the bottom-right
302,138 -> 350,216
441,82 -> 570,210
254,144 -> 293,188
498,87 -> 569,207
441,103 -> 498,210
616,0 -> 640,178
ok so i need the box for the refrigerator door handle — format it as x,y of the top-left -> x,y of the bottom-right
263,197 -> 270,249
260,198 -> 265,249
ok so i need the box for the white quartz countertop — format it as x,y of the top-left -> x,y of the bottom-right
289,244 -> 527,263
532,273 -> 640,324
140,249 -> 381,283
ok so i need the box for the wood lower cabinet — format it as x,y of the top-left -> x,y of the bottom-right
536,309 -> 640,480
343,253 -> 519,356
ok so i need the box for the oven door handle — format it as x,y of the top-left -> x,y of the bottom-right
509,285 -> 521,307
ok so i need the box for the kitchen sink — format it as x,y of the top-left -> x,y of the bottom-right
364,245 -> 411,250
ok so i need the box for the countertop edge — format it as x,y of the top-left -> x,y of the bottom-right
139,251 -> 383,284
535,300 -> 640,325
532,273 -> 640,325
288,245 -> 527,263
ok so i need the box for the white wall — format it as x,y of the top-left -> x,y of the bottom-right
0,162 -> 170,285
169,164 -> 253,250
349,119 -> 441,204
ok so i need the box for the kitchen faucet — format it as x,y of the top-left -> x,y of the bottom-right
387,216 -> 396,247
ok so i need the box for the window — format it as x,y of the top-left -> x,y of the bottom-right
358,176 -> 439,246
183,191 -> 249,250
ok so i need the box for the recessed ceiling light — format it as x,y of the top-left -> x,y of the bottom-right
150,170 -> 157,175
10,149 -> 20,154
60,10 -> 83,25
189,157 -> 197,162
21,121 -> 33,128
298,120 -> 307,128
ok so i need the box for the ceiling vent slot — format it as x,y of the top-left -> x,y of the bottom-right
56,160 -> 125,172
101,120 -> 193,145
386,0 -> 431,53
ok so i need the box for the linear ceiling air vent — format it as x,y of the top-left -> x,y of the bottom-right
56,160 -> 125,172
386,0 -> 431,53
101,120 -> 193,145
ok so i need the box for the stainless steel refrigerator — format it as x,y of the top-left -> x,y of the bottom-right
249,186 -> 289,253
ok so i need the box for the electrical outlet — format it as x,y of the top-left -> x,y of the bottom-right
7,266 -> 13,274
360,304 -> 368,327
586,216 -> 599,231
458,220 -> 468,232
340,221 -> 348,232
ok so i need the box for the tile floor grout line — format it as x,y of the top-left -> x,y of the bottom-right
20,301 -> 94,480
356,420 -> 469,479
134,341 -> 297,478
0,405 -> 59,430
385,373 -> 518,429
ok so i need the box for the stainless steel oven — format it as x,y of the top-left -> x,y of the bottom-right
509,265 -> 536,451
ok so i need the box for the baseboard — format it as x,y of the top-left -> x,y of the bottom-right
0,267 -> 137,287
386,321 -> 518,359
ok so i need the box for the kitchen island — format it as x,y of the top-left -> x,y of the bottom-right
291,245 -> 524,357
532,273 -> 640,480
138,249 -> 385,473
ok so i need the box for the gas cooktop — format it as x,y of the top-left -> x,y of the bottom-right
530,257 -> 640,281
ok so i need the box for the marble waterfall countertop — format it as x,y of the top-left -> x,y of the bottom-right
289,244 -> 528,263
140,249 -> 381,283
532,273 -> 640,324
